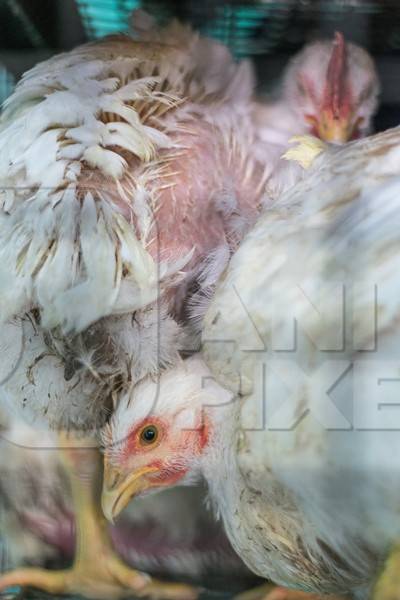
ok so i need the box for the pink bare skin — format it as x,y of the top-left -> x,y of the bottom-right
91,119 -> 267,306
144,124 -> 264,265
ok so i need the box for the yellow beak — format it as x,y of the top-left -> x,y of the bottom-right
101,463 -> 158,523
315,110 -> 355,143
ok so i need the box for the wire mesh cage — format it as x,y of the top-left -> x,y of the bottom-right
2,1 -> 400,56
76,0 -> 141,38
0,67 -> 14,105
73,0 -> 400,55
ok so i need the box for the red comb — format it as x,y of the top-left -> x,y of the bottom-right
322,31 -> 351,118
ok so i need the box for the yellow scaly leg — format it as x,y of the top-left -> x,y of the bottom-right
0,434 -> 198,600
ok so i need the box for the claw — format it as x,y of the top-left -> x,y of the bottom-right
0,443 -> 199,600
0,563 -> 199,600
138,581 -> 200,600
0,568 -> 68,596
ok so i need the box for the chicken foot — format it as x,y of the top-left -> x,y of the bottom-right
0,434 -> 198,600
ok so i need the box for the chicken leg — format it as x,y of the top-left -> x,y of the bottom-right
0,434 -> 198,600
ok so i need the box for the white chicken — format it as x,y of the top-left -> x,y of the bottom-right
102,126 -> 400,600
253,31 -> 379,162
0,14 -> 267,600
0,17 -> 263,336
0,11 -> 382,600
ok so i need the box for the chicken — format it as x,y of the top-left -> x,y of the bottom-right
101,125 -> 400,600
133,21 -> 378,204
0,10 -> 379,599
253,31 -> 379,162
0,14 -> 268,600
0,416 -> 253,590
0,17 -> 263,336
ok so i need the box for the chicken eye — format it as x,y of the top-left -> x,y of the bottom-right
140,425 -> 159,446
